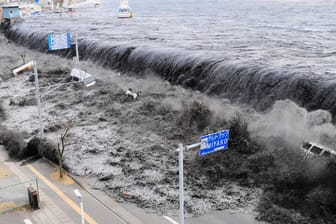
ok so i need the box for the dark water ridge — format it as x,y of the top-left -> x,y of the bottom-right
5,26 -> 336,118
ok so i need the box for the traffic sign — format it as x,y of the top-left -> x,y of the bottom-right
48,32 -> 71,51
199,129 -> 229,156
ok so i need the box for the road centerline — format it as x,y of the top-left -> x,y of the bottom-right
27,164 -> 97,224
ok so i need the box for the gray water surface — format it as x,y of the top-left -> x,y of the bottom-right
17,0 -> 336,78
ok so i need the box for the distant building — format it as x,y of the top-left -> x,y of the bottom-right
2,5 -> 20,18
1,5 -> 20,25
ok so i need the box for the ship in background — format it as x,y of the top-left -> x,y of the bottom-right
117,0 -> 132,18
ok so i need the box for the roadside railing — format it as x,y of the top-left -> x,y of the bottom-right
0,178 -> 39,214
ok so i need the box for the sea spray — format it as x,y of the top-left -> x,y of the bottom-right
248,100 -> 336,148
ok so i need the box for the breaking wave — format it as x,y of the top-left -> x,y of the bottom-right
5,26 -> 336,118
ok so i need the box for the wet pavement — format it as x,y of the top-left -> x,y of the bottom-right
0,146 -> 173,224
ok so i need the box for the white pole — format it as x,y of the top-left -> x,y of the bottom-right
176,142 -> 200,224
80,199 -> 85,224
51,0 -> 55,12
186,142 -> 201,150
75,33 -> 79,65
178,143 -> 184,224
33,61 -> 44,139
74,189 -> 84,224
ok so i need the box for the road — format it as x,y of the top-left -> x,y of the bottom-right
0,147 -> 262,224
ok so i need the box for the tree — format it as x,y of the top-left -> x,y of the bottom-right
57,124 -> 71,178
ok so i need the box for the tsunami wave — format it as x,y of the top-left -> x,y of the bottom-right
5,26 -> 336,118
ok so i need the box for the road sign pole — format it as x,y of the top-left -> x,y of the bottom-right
177,143 -> 184,224
186,142 -> 201,150
176,130 -> 229,224
75,33 -> 79,64
33,61 -> 44,139
51,0 -> 54,12
176,142 -> 200,224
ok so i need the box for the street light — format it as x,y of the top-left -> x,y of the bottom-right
12,60 -> 95,140
13,61 -> 44,139
74,189 -> 85,224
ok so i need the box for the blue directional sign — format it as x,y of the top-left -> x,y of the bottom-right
199,129 -> 229,157
48,32 -> 71,51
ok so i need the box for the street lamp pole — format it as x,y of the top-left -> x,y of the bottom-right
80,197 -> 84,224
74,189 -> 85,224
75,33 -> 80,65
13,61 -> 44,139
33,61 -> 44,139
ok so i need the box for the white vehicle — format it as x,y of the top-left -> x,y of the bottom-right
117,0 -> 133,18
70,68 -> 96,87
300,140 -> 336,159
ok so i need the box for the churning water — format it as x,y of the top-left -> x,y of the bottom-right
5,0 -> 336,116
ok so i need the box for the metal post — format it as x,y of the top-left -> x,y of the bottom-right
35,178 -> 40,205
75,33 -> 79,64
74,189 -> 84,224
33,61 -> 44,139
178,143 -> 184,224
176,142 -> 200,224
80,198 -> 84,224
51,0 -> 54,12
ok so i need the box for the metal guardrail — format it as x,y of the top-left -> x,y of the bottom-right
0,178 -> 39,214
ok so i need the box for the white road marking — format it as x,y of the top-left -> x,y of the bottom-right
163,216 -> 179,224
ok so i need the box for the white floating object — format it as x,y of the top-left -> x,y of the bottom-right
300,140 -> 336,159
125,88 -> 138,99
71,68 -> 96,87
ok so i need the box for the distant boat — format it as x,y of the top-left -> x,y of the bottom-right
117,0 -> 132,18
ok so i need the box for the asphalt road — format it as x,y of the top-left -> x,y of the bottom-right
0,146 -> 263,224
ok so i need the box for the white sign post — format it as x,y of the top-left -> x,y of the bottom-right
176,129 -> 230,224
47,32 -> 95,87
75,32 -> 79,64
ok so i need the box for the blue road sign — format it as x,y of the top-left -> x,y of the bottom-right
48,32 -> 71,51
199,129 -> 229,157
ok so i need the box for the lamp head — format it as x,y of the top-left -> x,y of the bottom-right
74,189 -> 82,198
13,61 -> 35,75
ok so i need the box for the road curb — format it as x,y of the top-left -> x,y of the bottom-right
43,158 -> 145,224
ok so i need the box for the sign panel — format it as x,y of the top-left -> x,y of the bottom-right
48,32 -> 71,51
199,129 -> 229,157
